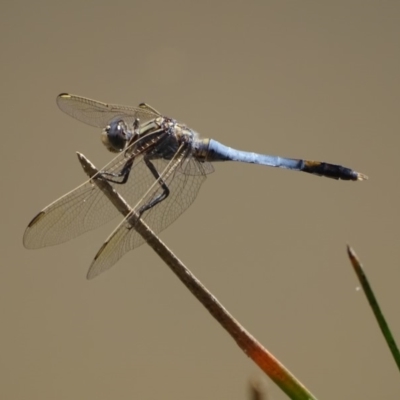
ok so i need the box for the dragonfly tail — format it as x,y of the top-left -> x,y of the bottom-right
206,139 -> 367,181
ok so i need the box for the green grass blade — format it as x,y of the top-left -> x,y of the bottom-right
347,245 -> 400,371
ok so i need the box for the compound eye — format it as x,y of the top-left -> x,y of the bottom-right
101,120 -> 131,152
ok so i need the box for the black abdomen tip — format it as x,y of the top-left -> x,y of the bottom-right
303,161 -> 368,181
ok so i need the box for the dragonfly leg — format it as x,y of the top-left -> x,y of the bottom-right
100,157 -> 135,185
138,155 -> 170,216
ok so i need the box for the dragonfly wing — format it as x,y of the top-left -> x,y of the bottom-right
177,157 -> 214,176
56,93 -> 160,128
23,132 -> 165,248
23,145 -> 135,248
23,178 -> 121,249
87,147 -> 209,279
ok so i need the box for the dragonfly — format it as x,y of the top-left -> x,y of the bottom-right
23,94 -> 367,279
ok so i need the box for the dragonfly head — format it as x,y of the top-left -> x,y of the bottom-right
101,119 -> 133,152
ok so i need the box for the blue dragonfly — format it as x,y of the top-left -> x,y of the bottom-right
23,94 -> 367,279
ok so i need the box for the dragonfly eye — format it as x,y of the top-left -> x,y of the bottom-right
101,120 -> 132,152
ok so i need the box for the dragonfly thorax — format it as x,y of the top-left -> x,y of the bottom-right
101,119 -> 134,153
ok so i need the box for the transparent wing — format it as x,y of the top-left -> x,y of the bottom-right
56,93 -> 160,128
23,179 -> 117,249
23,132 -> 168,248
86,147 -> 212,279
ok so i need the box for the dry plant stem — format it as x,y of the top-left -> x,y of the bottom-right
77,152 -> 317,400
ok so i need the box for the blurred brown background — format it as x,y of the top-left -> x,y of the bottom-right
1,1 -> 399,399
